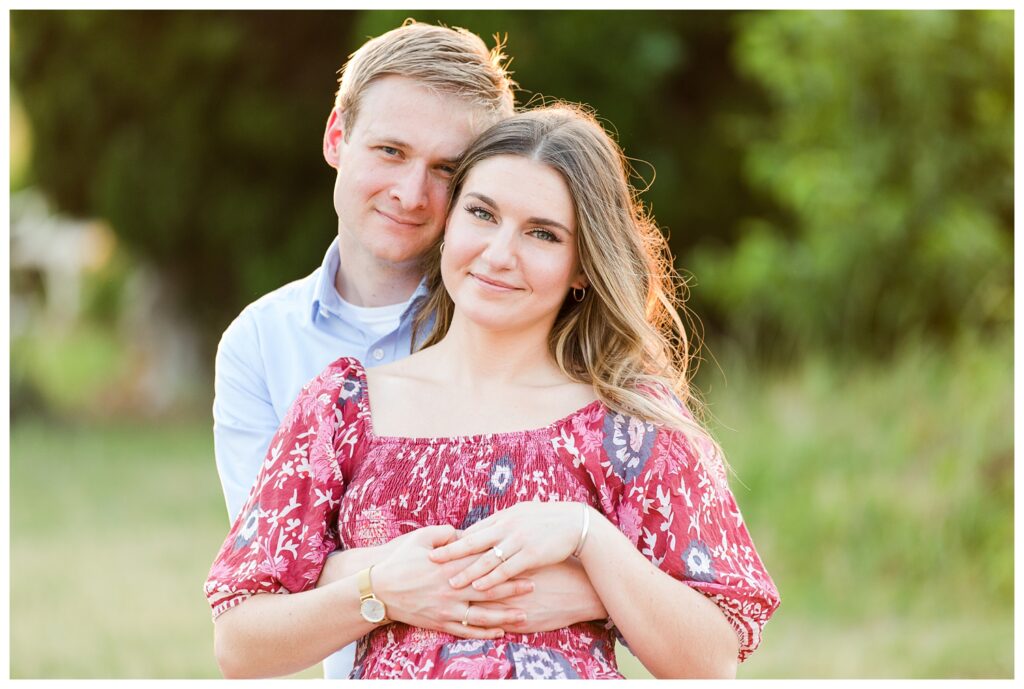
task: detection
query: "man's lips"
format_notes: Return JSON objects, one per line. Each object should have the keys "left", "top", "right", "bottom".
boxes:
{"left": 376, "top": 209, "right": 425, "bottom": 227}
{"left": 470, "top": 272, "right": 522, "bottom": 291}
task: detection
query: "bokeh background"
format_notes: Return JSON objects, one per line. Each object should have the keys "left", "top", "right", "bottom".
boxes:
{"left": 8, "top": 9, "right": 1013, "bottom": 679}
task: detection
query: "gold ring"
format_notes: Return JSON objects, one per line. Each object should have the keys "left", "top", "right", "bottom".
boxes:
{"left": 462, "top": 603, "right": 472, "bottom": 626}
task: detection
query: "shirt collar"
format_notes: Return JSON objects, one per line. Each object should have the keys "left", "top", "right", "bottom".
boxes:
{"left": 310, "top": 237, "right": 429, "bottom": 324}
{"left": 310, "top": 237, "right": 342, "bottom": 324}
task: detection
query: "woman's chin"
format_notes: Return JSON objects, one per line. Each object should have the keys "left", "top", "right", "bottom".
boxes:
{"left": 460, "top": 310, "right": 518, "bottom": 332}
{"left": 451, "top": 289, "right": 562, "bottom": 336}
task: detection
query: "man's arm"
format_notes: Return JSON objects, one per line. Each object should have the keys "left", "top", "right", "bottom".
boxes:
{"left": 212, "top": 311, "right": 283, "bottom": 522}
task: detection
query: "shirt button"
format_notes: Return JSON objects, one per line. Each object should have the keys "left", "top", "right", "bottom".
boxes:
{"left": 372, "top": 348, "right": 385, "bottom": 361}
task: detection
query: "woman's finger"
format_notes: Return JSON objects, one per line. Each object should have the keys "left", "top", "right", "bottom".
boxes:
{"left": 470, "top": 553, "right": 529, "bottom": 592}
{"left": 448, "top": 545, "right": 513, "bottom": 588}
{"left": 460, "top": 514, "right": 497, "bottom": 536}
{"left": 429, "top": 527, "right": 499, "bottom": 563}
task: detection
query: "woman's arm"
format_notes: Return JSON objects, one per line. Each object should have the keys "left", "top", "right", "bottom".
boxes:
{"left": 576, "top": 508, "right": 738, "bottom": 678}
{"left": 214, "top": 525, "right": 530, "bottom": 678}
{"left": 214, "top": 568, "right": 374, "bottom": 678}
{"left": 433, "top": 502, "right": 742, "bottom": 678}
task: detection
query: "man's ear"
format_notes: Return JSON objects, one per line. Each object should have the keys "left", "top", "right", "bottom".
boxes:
{"left": 323, "top": 107, "right": 345, "bottom": 169}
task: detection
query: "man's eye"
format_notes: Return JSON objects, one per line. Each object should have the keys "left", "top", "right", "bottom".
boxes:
{"left": 437, "top": 165, "right": 457, "bottom": 177}
{"left": 380, "top": 146, "right": 400, "bottom": 156}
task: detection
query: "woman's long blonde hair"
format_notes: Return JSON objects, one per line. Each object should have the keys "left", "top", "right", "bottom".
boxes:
{"left": 413, "top": 103, "right": 725, "bottom": 472}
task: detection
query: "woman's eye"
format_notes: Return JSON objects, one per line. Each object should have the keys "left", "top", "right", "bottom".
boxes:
{"left": 465, "top": 205, "right": 494, "bottom": 222}
{"left": 530, "top": 229, "right": 560, "bottom": 243}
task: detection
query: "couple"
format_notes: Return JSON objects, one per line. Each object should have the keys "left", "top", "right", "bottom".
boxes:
{"left": 205, "top": 20, "right": 779, "bottom": 680}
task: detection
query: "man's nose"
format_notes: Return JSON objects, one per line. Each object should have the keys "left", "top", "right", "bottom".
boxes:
{"left": 389, "top": 162, "right": 430, "bottom": 211}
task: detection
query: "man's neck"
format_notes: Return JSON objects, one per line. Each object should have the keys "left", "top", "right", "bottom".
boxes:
{"left": 333, "top": 247, "right": 423, "bottom": 308}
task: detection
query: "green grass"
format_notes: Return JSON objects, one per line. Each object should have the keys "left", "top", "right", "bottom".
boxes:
{"left": 9, "top": 336, "right": 1013, "bottom": 678}
{"left": 693, "top": 334, "right": 1014, "bottom": 678}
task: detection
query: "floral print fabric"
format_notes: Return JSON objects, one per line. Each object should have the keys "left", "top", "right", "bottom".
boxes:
{"left": 205, "top": 357, "right": 780, "bottom": 678}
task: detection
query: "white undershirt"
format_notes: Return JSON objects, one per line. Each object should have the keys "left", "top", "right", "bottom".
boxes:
{"left": 332, "top": 292, "right": 410, "bottom": 343}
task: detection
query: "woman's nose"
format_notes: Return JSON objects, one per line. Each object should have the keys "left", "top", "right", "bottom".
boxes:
{"left": 480, "top": 226, "right": 518, "bottom": 270}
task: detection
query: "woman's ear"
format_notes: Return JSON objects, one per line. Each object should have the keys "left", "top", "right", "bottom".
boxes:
{"left": 570, "top": 271, "right": 590, "bottom": 291}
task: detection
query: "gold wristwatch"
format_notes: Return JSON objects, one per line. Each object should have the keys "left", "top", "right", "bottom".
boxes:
{"left": 357, "top": 565, "right": 390, "bottom": 625}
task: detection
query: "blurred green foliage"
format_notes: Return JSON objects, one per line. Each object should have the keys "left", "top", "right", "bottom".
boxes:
{"left": 11, "top": 10, "right": 358, "bottom": 352}
{"left": 12, "top": 323, "right": 126, "bottom": 419}
{"left": 9, "top": 9, "right": 1013, "bottom": 361}
{"left": 693, "top": 11, "right": 1013, "bottom": 357}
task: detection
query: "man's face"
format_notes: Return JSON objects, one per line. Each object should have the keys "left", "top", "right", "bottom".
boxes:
{"left": 324, "top": 75, "right": 485, "bottom": 272}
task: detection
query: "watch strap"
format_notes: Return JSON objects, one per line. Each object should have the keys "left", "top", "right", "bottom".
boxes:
{"left": 357, "top": 566, "right": 373, "bottom": 600}
{"left": 357, "top": 565, "right": 390, "bottom": 624}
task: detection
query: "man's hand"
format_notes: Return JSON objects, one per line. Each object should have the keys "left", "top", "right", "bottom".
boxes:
{"left": 471, "top": 558, "right": 607, "bottom": 634}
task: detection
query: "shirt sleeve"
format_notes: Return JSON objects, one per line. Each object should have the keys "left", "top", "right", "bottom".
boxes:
{"left": 213, "top": 309, "right": 285, "bottom": 523}
{"left": 204, "top": 357, "right": 367, "bottom": 620}
{"left": 592, "top": 407, "right": 781, "bottom": 662}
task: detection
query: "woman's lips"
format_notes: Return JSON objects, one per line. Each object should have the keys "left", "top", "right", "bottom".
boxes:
{"left": 470, "top": 273, "right": 521, "bottom": 291}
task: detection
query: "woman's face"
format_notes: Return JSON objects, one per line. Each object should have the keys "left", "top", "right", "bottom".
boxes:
{"left": 441, "top": 154, "right": 587, "bottom": 335}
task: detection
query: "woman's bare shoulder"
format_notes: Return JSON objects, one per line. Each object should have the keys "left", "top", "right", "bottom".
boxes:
{"left": 365, "top": 347, "right": 444, "bottom": 387}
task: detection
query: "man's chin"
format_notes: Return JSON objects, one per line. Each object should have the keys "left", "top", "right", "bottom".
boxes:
{"left": 368, "top": 243, "right": 434, "bottom": 269}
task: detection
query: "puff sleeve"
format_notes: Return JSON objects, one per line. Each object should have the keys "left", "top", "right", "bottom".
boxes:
{"left": 581, "top": 406, "right": 780, "bottom": 662}
{"left": 204, "top": 357, "right": 368, "bottom": 619}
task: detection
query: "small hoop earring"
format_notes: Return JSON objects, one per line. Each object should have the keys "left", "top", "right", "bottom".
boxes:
{"left": 572, "top": 287, "right": 586, "bottom": 302}
{"left": 439, "top": 241, "right": 445, "bottom": 254}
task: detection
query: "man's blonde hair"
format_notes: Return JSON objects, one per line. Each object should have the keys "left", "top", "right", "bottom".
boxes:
{"left": 335, "top": 19, "right": 516, "bottom": 135}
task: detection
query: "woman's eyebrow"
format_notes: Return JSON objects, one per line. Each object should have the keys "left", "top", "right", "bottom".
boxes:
{"left": 465, "top": 191, "right": 498, "bottom": 207}
{"left": 464, "top": 192, "right": 573, "bottom": 234}
{"left": 527, "top": 216, "right": 572, "bottom": 234}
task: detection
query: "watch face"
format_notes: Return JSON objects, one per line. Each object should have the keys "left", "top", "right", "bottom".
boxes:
{"left": 360, "top": 598, "right": 386, "bottom": 623}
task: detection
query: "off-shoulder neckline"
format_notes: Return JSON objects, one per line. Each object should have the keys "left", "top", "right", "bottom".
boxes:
{"left": 344, "top": 357, "right": 605, "bottom": 445}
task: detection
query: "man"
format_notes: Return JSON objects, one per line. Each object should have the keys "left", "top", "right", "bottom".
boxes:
{"left": 212, "top": 20, "right": 604, "bottom": 679}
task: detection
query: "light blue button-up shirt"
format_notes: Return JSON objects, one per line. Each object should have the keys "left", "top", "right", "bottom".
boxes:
{"left": 212, "top": 237, "right": 428, "bottom": 678}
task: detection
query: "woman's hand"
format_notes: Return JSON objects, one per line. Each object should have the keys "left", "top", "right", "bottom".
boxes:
{"left": 371, "top": 525, "right": 533, "bottom": 639}
{"left": 428, "top": 502, "right": 586, "bottom": 592}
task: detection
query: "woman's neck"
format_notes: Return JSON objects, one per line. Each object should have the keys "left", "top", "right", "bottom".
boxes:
{"left": 430, "top": 311, "right": 565, "bottom": 388}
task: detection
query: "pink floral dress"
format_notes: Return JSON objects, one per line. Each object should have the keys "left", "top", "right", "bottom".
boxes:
{"left": 205, "top": 357, "right": 780, "bottom": 679}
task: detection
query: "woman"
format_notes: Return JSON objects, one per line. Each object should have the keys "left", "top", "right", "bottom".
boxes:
{"left": 205, "top": 104, "right": 780, "bottom": 679}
